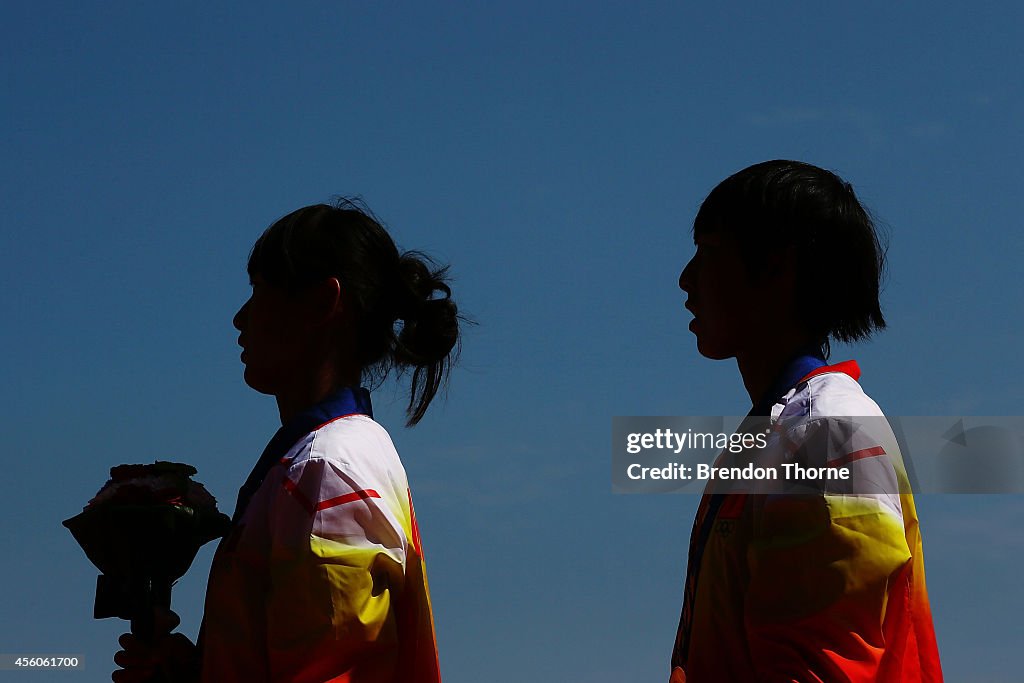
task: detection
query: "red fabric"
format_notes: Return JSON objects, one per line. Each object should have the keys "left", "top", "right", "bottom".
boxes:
{"left": 800, "top": 360, "right": 861, "bottom": 382}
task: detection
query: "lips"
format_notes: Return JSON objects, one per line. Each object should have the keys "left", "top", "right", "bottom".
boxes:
{"left": 684, "top": 301, "right": 698, "bottom": 331}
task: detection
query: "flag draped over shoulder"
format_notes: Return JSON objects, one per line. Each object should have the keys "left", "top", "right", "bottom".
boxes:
{"left": 202, "top": 387, "right": 441, "bottom": 683}
{"left": 671, "top": 361, "right": 943, "bottom": 683}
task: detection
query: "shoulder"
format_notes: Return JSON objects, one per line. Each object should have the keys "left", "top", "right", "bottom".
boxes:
{"left": 282, "top": 415, "right": 408, "bottom": 493}
{"left": 804, "top": 372, "right": 884, "bottom": 418}
{"left": 778, "top": 367, "right": 885, "bottom": 419}
{"left": 282, "top": 415, "right": 398, "bottom": 465}
{"left": 772, "top": 365, "right": 908, "bottom": 518}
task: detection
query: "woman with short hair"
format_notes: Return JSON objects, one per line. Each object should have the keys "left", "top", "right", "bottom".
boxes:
{"left": 672, "top": 160, "right": 943, "bottom": 682}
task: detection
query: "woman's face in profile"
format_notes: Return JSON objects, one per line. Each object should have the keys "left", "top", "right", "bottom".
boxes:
{"left": 678, "top": 230, "right": 763, "bottom": 360}
{"left": 232, "top": 274, "right": 305, "bottom": 395}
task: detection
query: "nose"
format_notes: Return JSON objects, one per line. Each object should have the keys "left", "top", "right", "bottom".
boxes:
{"left": 233, "top": 299, "right": 248, "bottom": 332}
{"left": 679, "top": 255, "right": 696, "bottom": 293}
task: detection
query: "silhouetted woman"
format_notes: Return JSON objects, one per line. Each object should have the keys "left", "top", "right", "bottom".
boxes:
{"left": 115, "top": 200, "right": 459, "bottom": 683}
{"left": 672, "top": 161, "right": 942, "bottom": 682}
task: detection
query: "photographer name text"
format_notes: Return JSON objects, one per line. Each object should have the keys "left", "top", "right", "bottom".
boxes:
{"left": 623, "top": 429, "right": 849, "bottom": 482}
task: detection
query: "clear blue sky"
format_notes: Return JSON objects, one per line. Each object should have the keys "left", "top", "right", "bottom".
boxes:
{"left": 2, "top": 3, "right": 1022, "bottom": 681}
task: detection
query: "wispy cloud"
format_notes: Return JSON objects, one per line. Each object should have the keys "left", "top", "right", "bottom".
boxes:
{"left": 744, "top": 104, "right": 957, "bottom": 148}
{"left": 743, "top": 105, "right": 886, "bottom": 148}
{"left": 415, "top": 441, "right": 578, "bottom": 507}
{"left": 905, "top": 121, "right": 950, "bottom": 139}
{"left": 746, "top": 106, "right": 826, "bottom": 126}
{"left": 926, "top": 498, "right": 1024, "bottom": 560}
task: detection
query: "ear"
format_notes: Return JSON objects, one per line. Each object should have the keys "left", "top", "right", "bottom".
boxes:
{"left": 760, "top": 245, "right": 799, "bottom": 281}
{"left": 762, "top": 247, "right": 800, "bottom": 310}
{"left": 304, "top": 277, "right": 344, "bottom": 326}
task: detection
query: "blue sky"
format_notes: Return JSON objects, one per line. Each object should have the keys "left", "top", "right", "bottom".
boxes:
{"left": 2, "top": 2, "right": 1022, "bottom": 681}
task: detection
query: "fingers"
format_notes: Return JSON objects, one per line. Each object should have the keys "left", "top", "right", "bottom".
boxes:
{"left": 112, "top": 664, "right": 155, "bottom": 683}
{"left": 115, "top": 633, "right": 158, "bottom": 666}
{"left": 165, "top": 633, "right": 198, "bottom": 657}
{"left": 153, "top": 607, "right": 181, "bottom": 634}
{"left": 128, "top": 607, "right": 182, "bottom": 647}
{"left": 113, "top": 629, "right": 199, "bottom": 683}
{"left": 112, "top": 640, "right": 156, "bottom": 683}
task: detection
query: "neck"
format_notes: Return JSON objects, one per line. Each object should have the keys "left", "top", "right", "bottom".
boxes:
{"left": 274, "top": 362, "right": 360, "bottom": 425}
{"left": 735, "top": 336, "right": 819, "bottom": 407}
{"left": 273, "top": 326, "right": 361, "bottom": 424}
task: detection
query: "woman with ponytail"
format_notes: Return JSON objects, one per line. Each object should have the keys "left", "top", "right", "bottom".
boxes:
{"left": 114, "top": 200, "right": 460, "bottom": 683}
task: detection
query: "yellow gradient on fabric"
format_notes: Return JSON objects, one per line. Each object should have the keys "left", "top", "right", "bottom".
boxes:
{"left": 309, "top": 535, "right": 403, "bottom": 638}
{"left": 748, "top": 494, "right": 910, "bottom": 621}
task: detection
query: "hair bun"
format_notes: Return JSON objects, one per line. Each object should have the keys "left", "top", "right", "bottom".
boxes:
{"left": 394, "top": 252, "right": 458, "bottom": 366}
{"left": 250, "top": 198, "right": 464, "bottom": 425}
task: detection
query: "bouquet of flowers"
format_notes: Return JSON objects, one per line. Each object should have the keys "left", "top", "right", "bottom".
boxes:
{"left": 63, "top": 461, "right": 230, "bottom": 641}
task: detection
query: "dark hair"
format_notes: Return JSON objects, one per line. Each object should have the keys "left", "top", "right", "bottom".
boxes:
{"left": 247, "top": 199, "right": 460, "bottom": 426}
{"left": 693, "top": 160, "right": 887, "bottom": 357}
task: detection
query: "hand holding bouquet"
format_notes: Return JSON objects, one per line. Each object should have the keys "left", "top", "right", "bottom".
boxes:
{"left": 63, "top": 462, "right": 229, "bottom": 680}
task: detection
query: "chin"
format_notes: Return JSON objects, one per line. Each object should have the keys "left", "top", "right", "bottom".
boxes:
{"left": 242, "top": 366, "right": 280, "bottom": 396}
{"left": 695, "top": 336, "right": 736, "bottom": 361}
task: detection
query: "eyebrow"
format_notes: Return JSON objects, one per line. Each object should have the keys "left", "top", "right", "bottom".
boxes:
{"left": 694, "top": 232, "right": 723, "bottom": 247}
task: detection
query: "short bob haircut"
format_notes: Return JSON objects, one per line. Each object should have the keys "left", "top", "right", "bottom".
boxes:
{"left": 693, "top": 160, "right": 887, "bottom": 357}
